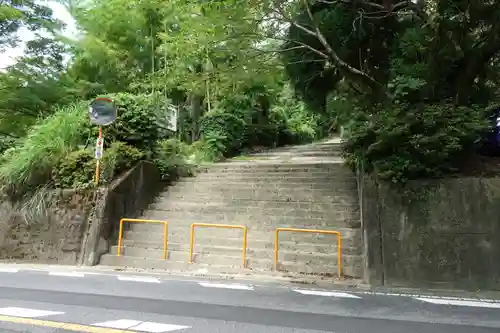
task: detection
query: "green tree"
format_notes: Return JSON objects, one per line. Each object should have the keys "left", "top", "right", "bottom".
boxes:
{"left": 271, "top": 0, "right": 500, "bottom": 181}
{"left": 0, "top": 2, "right": 71, "bottom": 140}
{"left": 67, "top": 0, "right": 165, "bottom": 94}
{"left": 0, "top": 0, "right": 61, "bottom": 50}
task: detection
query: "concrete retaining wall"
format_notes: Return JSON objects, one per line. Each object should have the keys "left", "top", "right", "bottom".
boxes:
{"left": 80, "top": 161, "right": 164, "bottom": 265}
{"left": 361, "top": 175, "right": 500, "bottom": 290}
{"left": 0, "top": 161, "right": 164, "bottom": 266}
{"left": 0, "top": 189, "right": 94, "bottom": 264}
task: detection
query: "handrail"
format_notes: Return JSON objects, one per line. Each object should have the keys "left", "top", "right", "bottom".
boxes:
{"left": 117, "top": 218, "right": 169, "bottom": 260}
{"left": 189, "top": 223, "right": 248, "bottom": 268}
{"left": 274, "top": 228, "right": 342, "bottom": 277}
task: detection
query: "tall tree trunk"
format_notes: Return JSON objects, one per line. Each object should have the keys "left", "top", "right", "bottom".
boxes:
{"left": 189, "top": 63, "right": 204, "bottom": 142}
{"left": 189, "top": 93, "right": 204, "bottom": 142}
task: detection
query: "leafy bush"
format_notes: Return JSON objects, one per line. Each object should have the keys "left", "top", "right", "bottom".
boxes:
{"left": 95, "top": 92, "right": 174, "bottom": 151}
{"left": 200, "top": 86, "right": 318, "bottom": 155}
{"left": 154, "top": 138, "right": 192, "bottom": 180}
{"left": 0, "top": 102, "right": 90, "bottom": 197}
{"left": 0, "top": 92, "right": 172, "bottom": 196}
{"left": 52, "top": 149, "right": 94, "bottom": 189}
{"left": 200, "top": 110, "right": 247, "bottom": 156}
{"left": 271, "top": 85, "right": 322, "bottom": 144}
{"left": 343, "top": 103, "right": 489, "bottom": 183}
{"left": 214, "top": 93, "right": 258, "bottom": 122}
{"left": 245, "top": 124, "right": 280, "bottom": 148}
{"left": 52, "top": 142, "right": 144, "bottom": 188}
{"left": 104, "top": 141, "right": 145, "bottom": 174}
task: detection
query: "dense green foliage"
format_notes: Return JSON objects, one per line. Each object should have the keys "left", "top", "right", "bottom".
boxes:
{"left": 1, "top": 0, "right": 500, "bottom": 198}
{"left": 0, "top": 102, "right": 88, "bottom": 197}
{"left": 343, "top": 104, "right": 489, "bottom": 181}
{"left": 95, "top": 93, "right": 173, "bottom": 151}
{"left": 279, "top": 0, "right": 500, "bottom": 182}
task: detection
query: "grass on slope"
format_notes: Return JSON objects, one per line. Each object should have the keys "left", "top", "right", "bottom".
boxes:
{"left": 0, "top": 102, "right": 89, "bottom": 196}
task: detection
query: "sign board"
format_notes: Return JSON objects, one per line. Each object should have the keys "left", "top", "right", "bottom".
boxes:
{"left": 89, "top": 97, "right": 117, "bottom": 126}
{"left": 167, "top": 105, "right": 178, "bottom": 132}
{"left": 95, "top": 137, "right": 104, "bottom": 160}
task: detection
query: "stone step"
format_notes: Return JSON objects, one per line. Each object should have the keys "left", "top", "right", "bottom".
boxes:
{"left": 172, "top": 179, "right": 357, "bottom": 189}
{"left": 137, "top": 218, "right": 360, "bottom": 231}
{"left": 109, "top": 246, "right": 243, "bottom": 266}
{"left": 120, "top": 239, "right": 362, "bottom": 256}
{"left": 108, "top": 246, "right": 359, "bottom": 271}
{"left": 164, "top": 188, "right": 357, "bottom": 197}
{"left": 308, "top": 143, "right": 342, "bottom": 149}
{"left": 102, "top": 250, "right": 362, "bottom": 277}
{"left": 140, "top": 210, "right": 361, "bottom": 227}
{"left": 123, "top": 226, "right": 360, "bottom": 241}
{"left": 196, "top": 165, "right": 355, "bottom": 175}
{"left": 122, "top": 228, "right": 361, "bottom": 248}
{"left": 98, "top": 254, "right": 362, "bottom": 277}
{"left": 99, "top": 254, "right": 234, "bottom": 271}
{"left": 153, "top": 200, "right": 360, "bottom": 210}
{"left": 191, "top": 176, "right": 356, "bottom": 185}
{"left": 149, "top": 201, "right": 360, "bottom": 216}
{"left": 112, "top": 243, "right": 357, "bottom": 261}
{"left": 192, "top": 173, "right": 356, "bottom": 182}
{"left": 251, "top": 150, "right": 342, "bottom": 157}
{"left": 196, "top": 164, "right": 353, "bottom": 174}
{"left": 123, "top": 223, "right": 359, "bottom": 235}
{"left": 155, "top": 193, "right": 358, "bottom": 204}
{"left": 200, "top": 161, "right": 345, "bottom": 167}
{"left": 258, "top": 153, "right": 342, "bottom": 159}
{"left": 253, "top": 144, "right": 342, "bottom": 153}
{"left": 168, "top": 180, "right": 358, "bottom": 191}
{"left": 160, "top": 191, "right": 358, "bottom": 204}
{"left": 151, "top": 201, "right": 359, "bottom": 214}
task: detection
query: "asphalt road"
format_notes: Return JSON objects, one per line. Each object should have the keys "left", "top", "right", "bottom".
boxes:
{"left": 0, "top": 266, "right": 499, "bottom": 333}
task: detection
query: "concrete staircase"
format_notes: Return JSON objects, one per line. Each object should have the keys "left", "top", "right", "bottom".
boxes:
{"left": 100, "top": 138, "right": 363, "bottom": 278}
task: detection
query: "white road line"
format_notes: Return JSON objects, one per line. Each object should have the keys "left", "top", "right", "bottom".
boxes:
{"left": 293, "top": 289, "right": 361, "bottom": 299}
{"left": 131, "top": 322, "right": 191, "bottom": 332}
{"left": 299, "top": 288, "right": 500, "bottom": 303}
{"left": 198, "top": 282, "right": 254, "bottom": 290}
{"left": 117, "top": 275, "right": 161, "bottom": 283}
{"left": 0, "top": 268, "right": 19, "bottom": 273}
{"left": 92, "top": 319, "right": 190, "bottom": 332}
{"left": 93, "top": 319, "right": 141, "bottom": 329}
{"left": 0, "top": 307, "right": 64, "bottom": 318}
{"left": 49, "top": 271, "right": 85, "bottom": 277}
{"left": 415, "top": 297, "right": 500, "bottom": 308}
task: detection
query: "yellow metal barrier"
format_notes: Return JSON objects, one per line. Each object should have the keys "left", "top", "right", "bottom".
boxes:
{"left": 117, "top": 218, "right": 168, "bottom": 260}
{"left": 274, "top": 228, "right": 342, "bottom": 277}
{"left": 189, "top": 223, "right": 248, "bottom": 268}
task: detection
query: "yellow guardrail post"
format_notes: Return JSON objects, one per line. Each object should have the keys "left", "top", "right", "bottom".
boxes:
{"left": 117, "top": 218, "right": 168, "bottom": 260}
{"left": 189, "top": 223, "right": 247, "bottom": 268}
{"left": 274, "top": 228, "right": 342, "bottom": 277}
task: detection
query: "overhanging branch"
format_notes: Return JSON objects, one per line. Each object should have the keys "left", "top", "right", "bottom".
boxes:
{"left": 300, "top": 0, "right": 383, "bottom": 93}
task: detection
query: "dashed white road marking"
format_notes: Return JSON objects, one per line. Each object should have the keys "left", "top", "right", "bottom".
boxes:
{"left": 0, "top": 307, "right": 64, "bottom": 318}
{"left": 299, "top": 288, "right": 500, "bottom": 304}
{"left": 92, "top": 319, "right": 190, "bottom": 332}
{"left": 93, "top": 319, "right": 141, "bottom": 329}
{"left": 198, "top": 282, "right": 254, "bottom": 290}
{"left": 415, "top": 297, "right": 500, "bottom": 308}
{"left": 293, "top": 289, "right": 361, "bottom": 299}
{"left": 132, "top": 322, "right": 191, "bottom": 332}
{"left": 49, "top": 271, "right": 85, "bottom": 277}
{"left": 117, "top": 275, "right": 161, "bottom": 283}
{"left": 0, "top": 268, "right": 19, "bottom": 273}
